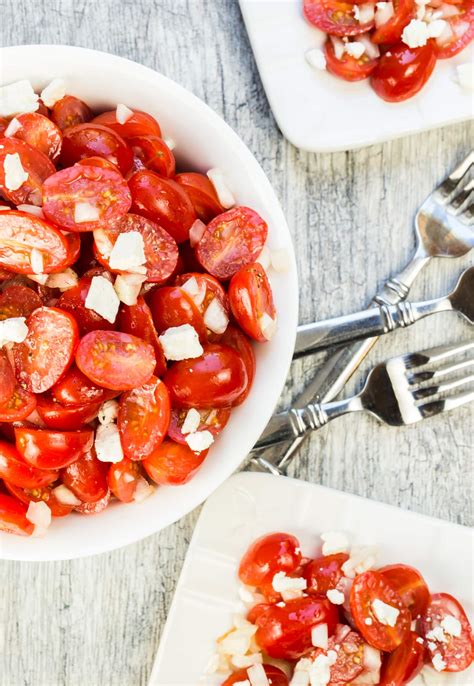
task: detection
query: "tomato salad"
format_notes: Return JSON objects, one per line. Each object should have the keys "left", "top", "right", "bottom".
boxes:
{"left": 303, "top": 0, "right": 474, "bottom": 102}
{"left": 212, "top": 531, "right": 473, "bottom": 684}
{"left": 0, "top": 79, "right": 286, "bottom": 537}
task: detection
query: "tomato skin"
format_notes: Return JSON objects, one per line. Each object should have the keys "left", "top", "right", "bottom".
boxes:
{"left": 379, "top": 564, "right": 430, "bottom": 618}
{"left": 196, "top": 207, "right": 268, "bottom": 280}
{"left": 239, "top": 532, "right": 302, "bottom": 587}
{"left": 107, "top": 458, "right": 142, "bottom": 502}
{"left": 35, "top": 396, "right": 101, "bottom": 431}
{"left": 11, "top": 112, "right": 63, "bottom": 159}
{"left": 372, "top": 0, "right": 415, "bottom": 44}
{"left": 118, "top": 297, "right": 167, "bottom": 377}
{"left": 217, "top": 325, "right": 256, "bottom": 403}
{"left": 4, "top": 481, "right": 73, "bottom": 517}
{"left": 0, "top": 383, "right": 37, "bottom": 422}
{"left": 0, "top": 440, "right": 58, "bottom": 489}
{"left": 254, "top": 596, "right": 339, "bottom": 660}
{"left": 76, "top": 155, "right": 120, "bottom": 173}
{"left": 61, "top": 447, "right": 109, "bottom": 503}
{"left": 57, "top": 276, "right": 116, "bottom": 335}
{"left": 128, "top": 136, "right": 175, "bottom": 177}
{"left": 92, "top": 110, "right": 162, "bottom": 139}
{"left": 149, "top": 286, "right": 207, "bottom": 341}
{"left": 142, "top": 438, "right": 207, "bottom": 485}
{"left": 371, "top": 42, "right": 437, "bottom": 102}
{"left": 350, "top": 571, "right": 411, "bottom": 652}
{"left": 324, "top": 39, "right": 378, "bottom": 81}
{"left": 421, "top": 593, "right": 474, "bottom": 672}
{"left": 15, "top": 427, "right": 94, "bottom": 470}
{"left": 50, "top": 95, "right": 93, "bottom": 131}
{"left": 229, "top": 263, "right": 276, "bottom": 342}
{"left": 76, "top": 330, "right": 156, "bottom": 391}
{"left": 175, "top": 172, "right": 225, "bottom": 223}
{"left": 164, "top": 343, "right": 249, "bottom": 408}
{"left": 0, "top": 137, "right": 55, "bottom": 205}
{"left": 304, "top": 0, "right": 375, "bottom": 36}
{"left": 60, "top": 123, "right": 133, "bottom": 175}
{"left": 380, "top": 631, "right": 425, "bottom": 686}
{"left": 304, "top": 553, "right": 350, "bottom": 595}
{"left": 221, "top": 665, "right": 289, "bottom": 686}
{"left": 118, "top": 377, "right": 170, "bottom": 460}
{"left": 51, "top": 364, "right": 117, "bottom": 407}
{"left": 174, "top": 272, "right": 230, "bottom": 326}
{"left": 0, "top": 350, "right": 16, "bottom": 405}
{"left": 436, "top": 1, "right": 474, "bottom": 58}
{"left": 167, "top": 406, "right": 231, "bottom": 444}
{"left": 0, "top": 493, "right": 34, "bottom": 536}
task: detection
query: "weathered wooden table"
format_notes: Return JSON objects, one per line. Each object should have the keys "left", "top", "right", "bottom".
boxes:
{"left": 1, "top": 2, "right": 472, "bottom": 684}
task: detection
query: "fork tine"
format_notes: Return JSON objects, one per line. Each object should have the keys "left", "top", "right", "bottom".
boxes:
{"left": 433, "top": 151, "right": 474, "bottom": 204}
{"left": 402, "top": 341, "right": 474, "bottom": 371}
{"left": 413, "top": 373, "right": 474, "bottom": 400}
{"left": 407, "top": 356, "right": 474, "bottom": 384}
{"left": 458, "top": 201, "right": 474, "bottom": 226}
{"left": 417, "top": 389, "right": 474, "bottom": 420}
{"left": 448, "top": 182, "right": 474, "bottom": 215}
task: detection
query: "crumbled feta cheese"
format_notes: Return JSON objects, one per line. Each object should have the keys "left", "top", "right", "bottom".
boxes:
{"left": 416, "top": 636, "right": 424, "bottom": 644}
{"left": 365, "top": 617, "right": 373, "bottom": 626}
{"left": 402, "top": 19, "right": 429, "bottom": 47}
{"left": 432, "top": 653, "right": 447, "bottom": 672}
{"left": 0, "top": 317, "right": 28, "bottom": 347}
{"left": 40, "top": 78, "right": 66, "bottom": 108}
{"left": 321, "top": 531, "right": 349, "bottom": 556}
{"left": 4, "top": 117, "right": 21, "bottom": 137}
{"left": 357, "top": 3, "right": 376, "bottom": 23}
{"left": 353, "top": 4, "right": 360, "bottom": 20}
{"left": 290, "top": 658, "right": 312, "bottom": 685}
{"left": 114, "top": 273, "right": 146, "bottom": 306}
{"left": 309, "top": 653, "right": 332, "bottom": 686}
{"left": 426, "top": 626, "right": 448, "bottom": 643}
{"left": 257, "top": 245, "right": 271, "bottom": 270}
{"left": 326, "top": 589, "right": 345, "bottom": 605}
{"left": 272, "top": 572, "right": 307, "bottom": 594}
{"left": 427, "top": 641, "right": 437, "bottom": 651}
{"left": 116, "top": 103, "right": 134, "bottom": 125}
{"left": 164, "top": 137, "right": 176, "bottom": 151}
{"left": 330, "top": 35, "right": 345, "bottom": 60}
{"left": 93, "top": 229, "right": 114, "bottom": 258}
{"left": 0, "top": 80, "right": 39, "bottom": 117}
{"left": 457, "top": 63, "right": 474, "bottom": 91}
{"left": 74, "top": 201, "right": 100, "bottom": 223}
{"left": 159, "top": 323, "right": 203, "bottom": 361}
{"left": 52, "top": 485, "right": 82, "bottom": 507}
{"left": 133, "top": 477, "right": 154, "bottom": 502}
{"left": 440, "top": 615, "right": 462, "bottom": 637}
{"left": 95, "top": 423, "right": 124, "bottom": 463}
{"left": 4, "top": 153, "right": 28, "bottom": 190}
{"left": 204, "top": 297, "right": 229, "bottom": 334}
{"left": 231, "top": 653, "right": 263, "bottom": 669}
{"left": 26, "top": 273, "right": 48, "bottom": 285}
{"left": 30, "top": 248, "right": 44, "bottom": 275}
{"left": 345, "top": 42, "right": 366, "bottom": 59}
{"left": 85, "top": 275, "right": 120, "bottom": 323}
{"left": 189, "top": 218, "right": 206, "bottom": 247}
{"left": 247, "top": 663, "right": 269, "bottom": 686}
{"left": 259, "top": 312, "right": 277, "bottom": 340}
{"left": 16, "top": 203, "right": 44, "bottom": 217}
{"left": 427, "top": 19, "right": 447, "bottom": 37}
{"left": 372, "top": 599, "right": 400, "bottom": 627}
{"left": 109, "top": 231, "right": 146, "bottom": 271}
{"left": 238, "top": 585, "right": 257, "bottom": 604}
{"left": 311, "top": 623, "right": 328, "bottom": 649}
{"left": 342, "top": 545, "right": 377, "bottom": 577}
{"left": 181, "top": 276, "right": 206, "bottom": 307}
{"left": 207, "top": 168, "right": 236, "bottom": 209}
{"left": 305, "top": 48, "right": 327, "bottom": 71}
{"left": 98, "top": 400, "right": 119, "bottom": 426}
{"left": 185, "top": 430, "right": 214, "bottom": 452}
{"left": 181, "top": 408, "right": 201, "bottom": 435}
{"left": 46, "top": 268, "right": 78, "bottom": 291}
{"left": 271, "top": 248, "right": 290, "bottom": 273}
{"left": 26, "top": 501, "right": 52, "bottom": 533}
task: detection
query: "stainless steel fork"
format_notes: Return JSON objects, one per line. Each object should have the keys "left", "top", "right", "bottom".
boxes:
{"left": 254, "top": 341, "right": 474, "bottom": 449}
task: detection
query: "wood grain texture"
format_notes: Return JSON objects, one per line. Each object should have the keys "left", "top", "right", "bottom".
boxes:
{"left": 1, "top": 1, "right": 472, "bottom": 684}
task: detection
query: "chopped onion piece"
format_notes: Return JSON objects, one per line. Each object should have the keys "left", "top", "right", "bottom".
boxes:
{"left": 164, "top": 137, "right": 176, "bottom": 150}
{"left": 257, "top": 245, "right": 271, "bottom": 270}
{"left": 357, "top": 3, "right": 375, "bottom": 24}
{"left": 30, "top": 248, "right": 44, "bottom": 275}
{"left": 46, "top": 268, "right": 78, "bottom": 291}
{"left": 189, "top": 218, "right": 207, "bottom": 247}
{"left": 330, "top": 35, "right": 345, "bottom": 60}
{"left": 53, "top": 485, "right": 82, "bottom": 507}
{"left": 204, "top": 297, "right": 229, "bottom": 334}
{"left": 116, "top": 103, "right": 133, "bottom": 124}
{"left": 271, "top": 248, "right": 290, "bottom": 273}
{"left": 17, "top": 203, "right": 44, "bottom": 217}
{"left": 40, "top": 78, "right": 66, "bottom": 108}
{"left": 375, "top": 1, "right": 394, "bottom": 27}
{"left": 93, "top": 229, "right": 114, "bottom": 258}
{"left": 358, "top": 34, "right": 381, "bottom": 60}
{"left": 26, "top": 500, "right": 52, "bottom": 530}
{"left": 4, "top": 117, "right": 21, "bottom": 137}
{"left": 207, "top": 168, "right": 236, "bottom": 209}
{"left": 74, "top": 201, "right": 100, "bottom": 223}
{"left": 259, "top": 312, "right": 277, "bottom": 341}
{"left": 311, "top": 623, "right": 328, "bottom": 649}
{"left": 133, "top": 477, "right": 154, "bottom": 503}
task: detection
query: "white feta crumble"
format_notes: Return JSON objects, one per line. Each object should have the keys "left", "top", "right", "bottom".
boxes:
{"left": 4, "top": 153, "right": 28, "bottom": 190}
{"left": 84, "top": 275, "right": 120, "bottom": 324}
{"left": 290, "top": 658, "right": 312, "bottom": 685}
{"left": 0, "top": 80, "right": 39, "bottom": 117}
{"left": 46, "top": 268, "right": 78, "bottom": 291}
{"left": 311, "top": 623, "right": 328, "bottom": 649}
{"left": 372, "top": 599, "right": 400, "bottom": 627}
{"left": 116, "top": 103, "right": 134, "bottom": 125}
{"left": 0, "top": 317, "right": 28, "bottom": 347}
{"left": 97, "top": 399, "right": 119, "bottom": 426}
{"left": 326, "top": 589, "right": 345, "bottom": 605}
{"left": 185, "top": 430, "right": 214, "bottom": 452}
{"left": 365, "top": 617, "right": 374, "bottom": 626}
{"left": 16, "top": 203, "right": 44, "bottom": 217}
{"left": 305, "top": 48, "right": 327, "bottom": 71}
{"left": 204, "top": 297, "right": 229, "bottom": 334}
{"left": 357, "top": 2, "right": 375, "bottom": 23}
{"left": 272, "top": 571, "right": 307, "bottom": 596}
{"left": 74, "top": 201, "right": 100, "bottom": 223}
{"left": 181, "top": 275, "right": 206, "bottom": 306}
{"left": 375, "top": 2, "right": 395, "bottom": 27}
{"left": 353, "top": 4, "right": 360, "bottom": 20}
{"left": 207, "top": 168, "right": 236, "bottom": 209}
{"left": 30, "top": 248, "right": 44, "bottom": 275}
{"left": 271, "top": 248, "right": 290, "bottom": 273}
{"left": 132, "top": 477, "right": 154, "bottom": 503}
{"left": 427, "top": 19, "right": 447, "bottom": 38}
{"left": 247, "top": 664, "right": 269, "bottom": 686}
{"left": 344, "top": 42, "right": 366, "bottom": 59}
{"left": 402, "top": 19, "right": 429, "bottom": 47}
{"left": 432, "top": 653, "right": 447, "bottom": 672}
{"left": 52, "top": 485, "right": 82, "bottom": 507}
{"left": 26, "top": 500, "right": 52, "bottom": 536}
{"left": 342, "top": 545, "right": 377, "bottom": 577}
{"left": 40, "top": 78, "right": 66, "bottom": 108}
{"left": 181, "top": 408, "right": 201, "bottom": 435}
{"left": 257, "top": 245, "right": 271, "bottom": 270}
{"left": 189, "top": 218, "right": 206, "bottom": 247}
{"left": 457, "top": 63, "right": 474, "bottom": 91}
{"left": 259, "top": 312, "right": 277, "bottom": 340}
{"left": 4, "top": 117, "right": 21, "bottom": 137}
{"left": 159, "top": 323, "right": 203, "bottom": 361}
{"left": 109, "top": 231, "right": 146, "bottom": 271}
{"left": 440, "top": 615, "right": 462, "bottom": 638}
{"left": 93, "top": 228, "right": 114, "bottom": 258}
{"left": 426, "top": 626, "right": 448, "bottom": 643}
{"left": 309, "top": 653, "right": 332, "bottom": 686}
{"left": 95, "top": 423, "right": 124, "bottom": 463}
{"left": 114, "top": 273, "right": 147, "bottom": 306}
{"left": 321, "top": 531, "right": 349, "bottom": 556}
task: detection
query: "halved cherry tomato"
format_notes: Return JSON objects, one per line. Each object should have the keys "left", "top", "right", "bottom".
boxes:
{"left": 128, "top": 170, "right": 196, "bottom": 243}
{"left": 4, "top": 481, "right": 73, "bottom": 517}
{"left": 57, "top": 275, "right": 116, "bottom": 335}
{"left": 164, "top": 343, "right": 249, "bottom": 408}
{"left": 218, "top": 325, "right": 256, "bottom": 402}
{"left": 127, "top": 136, "right": 175, "bottom": 177}
{"left": 42, "top": 164, "right": 132, "bottom": 232}
{"left": 61, "top": 447, "right": 108, "bottom": 503}
{"left": 75, "top": 489, "right": 110, "bottom": 514}
{"left": 196, "top": 207, "right": 268, "bottom": 280}
{"left": 175, "top": 172, "right": 225, "bottom": 223}
{"left": 421, "top": 593, "right": 474, "bottom": 672}
{"left": 311, "top": 626, "right": 365, "bottom": 683}
{"left": 0, "top": 440, "right": 57, "bottom": 489}
{"left": 76, "top": 330, "right": 156, "bottom": 391}
{"left": 149, "top": 286, "right": 207, "bottom": 341}
{"left": 175, "top": 272, "right": 229, "bottom": 325}
{"left": 0, "top": 138, "right": 55, "bottom": 205}
{"left": 0, "top": 493, "right": 34, "bottom": 535}
{"left": 76, "top": 156, "right": 120, "bottom": 172}
{"left": 10, "top": 112, "right": 63, "bottom": 159}
{"left": 221, "top": 665, "right": 289, "bottom": 686}
{"left": 304, "top": 552, "right": 350, "bottom": 595}
{"left": 0, "top": 118, "right": 9, "bottom": 136}
{"left": 0, "top": 211, "right": 71, "bottom": 274}
{"left": 142, "top": 438, "right": 207, "bottom": 485}
{"left": 93, "top": 213, "right": 178, "bottom": 282}
{"left": 51, "top": 364, "right": 116, "bottom": 407}
{"left": 304, "top": 0, "right": 375, "bottom": 35}
{"left": 35, "top": 395, "right": 101, "bottom": 431}
{"left": 371, "top": 42, "right": 437, "bottom": 102}
{"left": 107, "top": 458, "right": 142, "bottom": 502}
{"left": 379, "top": 564, "right": 430, "bottom": 617}
{"left": 254, "top": 596, "right": 339, "bottom": 660}
{"left": 0, "top": 383, "right": 37, "bottom": 422}
{"left": 118, "top": 297, "right": 167, "bottom": 377}
{"left": 324, "top": 38, "right": 378, "bottom": 81}
{"left": 118, "top": 377, "right": 170, "bottom": 460}
{"left": 59, "top": 123, "right": 133, "bottom": 175}
{"left": 14, "top": 307, "right": 78, "bottom": 394}
{"left": 50, "top": 95, "right": 93, "bottom": 131}
{"left": 92, "top": 110, "right": 162, "bottom": 139}
{"left": 435, "top": 1, "right": 474, "bottom": 57}
{"left": 15, "top": 427, "right": 94, "bottom": 470}
{"left": 239, "top": 532, "right": 302, "bottom": 586}
{"left": 0, "top": 350, "right": 16, "bottom": 404}
{"left": 350, "top": 570, "right": 411, "bottom": 652}
{"left": 380, "top": 631, "right": 425, "bottom": 685}
{"left": 229, "top": 263, "right": 276, "bottom": 342}
{"left": 167, "top": 406, "right": 231, "bottom": 444}
{"left": 372, "top": 0, "right": 415, "bottom": 44}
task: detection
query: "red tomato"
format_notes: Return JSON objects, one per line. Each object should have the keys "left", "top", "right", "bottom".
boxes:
{"left": 59, "top": 123, "right": 133, "bottom": 174}
{"left": 92, "top": 110, "right": 162, "bottom": 139}
{"left": 15, "top": 427, "right": 94, "bottom": 470}
{"left": 304, "top": 0, "right": 375, "bottom": 35}
{"left": 50, "top": 95, "right": 93, "bottom": 131}
{"left": 247, "top": 602, "right": 271, "bottom": 624}
{"left": 0, "top": 493, "right": 34, "bottom": 536}
{"left": 164, "top": 343, "right": 249, "bottom": 408}
{"left": 51, "top": 364, "right": 117, "bottom": 406}
{"left": 311, "top": 626, "right": 365, "bottom": 683}
{"left": 218, "top": 325, "right": 256, "bottom": 402}
{"left": 4, "top": 481, "right": 73, "bottom": 517}
{"left": 304, "top": 552, "right": 350, "bottom": 595}
{"left": 149, "top": 286, "right": 207, "bottom": 341}
{"left": 254, "top": 596, "right": 339, "bottom": 659}
{"left": 76, "top": 330, "right": 156, "bottom": 391}
{"left": 0, "top": 285, "right": 43, "bottom": 319}
{"left": 128, "top": 136, "right": 175, "bottom": 177}
{"left": 175, "top": 172, "right": 225, "bottom": 223}
{"left": 107, "top": 458, "right": 142, "bottom": 502}
{"left": 76, "top": 155, "right": 120, "bottom": 173}
{"left": 196, "top": 207, "right": 268, "bottom": 280}
{"left": 221, "top": 665, "right": 289, "bottom": 686}
{"left": 128, "top": 170, "right": 196, "bottom": 243}
{"left": 35, "top": 396, "right": 101, "bottom": 431}
{"left": 118, "top": 377, "right": 170, "bottom": 460}
{"left": 167, "top": 406, "right": 231, "bottom": 444}
{"left": 239, "top": 532, "right": 302, "bottom": 586}
{"left": 372, "top": 0, "right": 415, "bottom": 44}
{"left": 380, "top": 631, "right": 425, "bottom": 685}
{"left": 435, "top": 1, "right": 474, "bottom": 57}
{"left": 142, "top": 438, "right": 207, "bottom": 485}
{"left": 42, "top": 164, "right": 132, "bottom": 232}
{"left": 57, "top": 275, "right": 116, "bottom": 335}
{"left": 0, "top": 350, "right": 16, "bottom": 404}
{"left": 11, "top": 112, "right": 63, "bottom": 159}
{"left": 175, "top": 272, "right": 229, "bottom": 324}
{"left": 0, "top": 138, "right": 55, "bottom": 205}
{"left": 0, "top": 118, "right": 8, "bottom": 136}
{"left": 75, "top": 489, "right": 110, "bottom": 514}
{"left": 421, "top": 593, "right": 474, "bottom": 672}
{"left": 0, "top": 211, "right": 71, "bottom": 274}
{"left": 371, "top": 42, "right": 437, "bottom": 102}
{"left": 0, "top": 440, "right": 57, "bottom": 489}
{"left": 93, "top": 213, "right": 178, "bottom": 283}
{"left": 324, "top": 39, "right": 378, "bottom": 81}
{"left": 350, "top": 571, "right": 411, "bottom": 652}
{"left": 118, "top": 297, "right": 167, "bottom": 377}
{"left": 61, "top": 448, "right": 108, "bottom": 503}
{"left": 229, "top": 264, "right": 276, "bottom": 342}
{"left": 13, "top": 307, "right": 78, "bottom": 394}
{"left": 379, "top": 564, "right": 430, "bottom": 617}
{"left": 0, "top": 383, "right": 37, "bottom": 422}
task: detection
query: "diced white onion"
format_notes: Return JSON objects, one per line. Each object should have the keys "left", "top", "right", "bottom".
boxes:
{"left": 132, "top": 477, "right": 154, "bottom": 502}
{"left": 247, "top": 663, "right": 270, "bottom": 686}
{"left": 26, "top": 501, "right": 52, "bottom": 530}
{"left": 311, "top": 623, "right": 328, "bottom": 649}
{"left": 204, "top": 297, "right": 229, "bottom": 334}
{"left": 181, "top": 275, "right": 206, "bottom": 307}
{"left": 93, "top": 229, "right": 114, "bottom": 258}
{"left": 358, "top": 3, "right": 375, "bottom": 24}
{"left": 4, "top": 153, "right": 28, "bottom": 190}
{"left": 358, "top": 34, "right": 381, "bottom": 59}
{"left": 257, "top": 245, "right": 271, "bottom": 270}
{"left": 330, "top": 36, "right": 345, "bottom": 60}
{"left": 114, "top": 273, "right": 147, "bottom": 306}
{"left": 164, "top": 137, "right": 176, "bottom": 150}
{"left": 74, "top": 202, "right": 100, "bottom": 223}
{"left": 17, "top": 203, "right": 44, "bottom": 217}
{"left": 4, "top": 117, "right": 21, "bottom": 137}
{"left": 363, "top": 644, "right": 382, "bottom": 672}
{"left": 189, "top": 218, "right": 206, "bottom": 247}
{"left": 40, "top": 78, "right": 66, "bottom": 108}
{"left": 46, "top": 268, "right": 78, "bottom": 291}
{"left": 53, "top": 485, "right": 82, "bottom": 507}
{"left": 259, "top": 312, "right": 277, "bottom": 341}
{"left": 116, "top": 103, "right": 133, "bottom": 125}
{"left": 30, "top": 248, "right": 44, "bottom": 275}
{"left": 375, "top": 1, "right": 394, "bottom": 27}
{"left": 207, "top": 168, "right": 236, "bottom": 209}
{"left": 271, "top": 248, "right": 290, "bottom": 273}
{"left": 181, "top": 408, "right": 201, "bottom": 435}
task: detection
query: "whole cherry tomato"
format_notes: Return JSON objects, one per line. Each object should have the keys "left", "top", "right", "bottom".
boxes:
{"left": 380, "top": 631, "right": 425, "bottom": 685}
{"left": 421, "top": 593, "right": 474, "bottom": 672}
{"left": 0, "top": 493, "right": 34, "bottom": 536}
{"left": 304, "top": 552, "right": 350, "bottom": 595}
{"left": 229, "top": 263, "right": 276, "bottom": 342}
{"left": 61, "top": 448, "right": 108, "bottom": 503}
{"left": 0, "top": 440, "right": 57, "bottom": 489}
{"left": 118, "top": 377, "right": 170, "bottom": 460}
{"left": 371, "top": 42, "right": 436, "bottom": 102}
{"left": 59, "top": 123, "right": 133, "bottom": 175}
{"left": 239, "top": 532, "right": 302, "bottom": 587}
{"left": 142, "top": 438, "right": 207, "bottom": 485}
{"left": 379, "top": 564, "right": 430, "bottom": 617}
{"left": 50, "top": 95, "right": 93, "bottom": 131}
{"left": 15, "top": 427, "right": 94, "bottom": 470}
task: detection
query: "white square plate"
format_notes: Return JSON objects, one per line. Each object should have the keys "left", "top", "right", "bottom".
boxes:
{"left": 150, "top": 472, "right": 474, "bottom": 685}
{"left": 238, "top": 0, "right": 473, "bottom": 152}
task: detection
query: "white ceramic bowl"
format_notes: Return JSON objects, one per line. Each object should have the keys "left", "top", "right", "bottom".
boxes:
{"left": 0, "top": 45, "right": 298, "bottom": 561}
